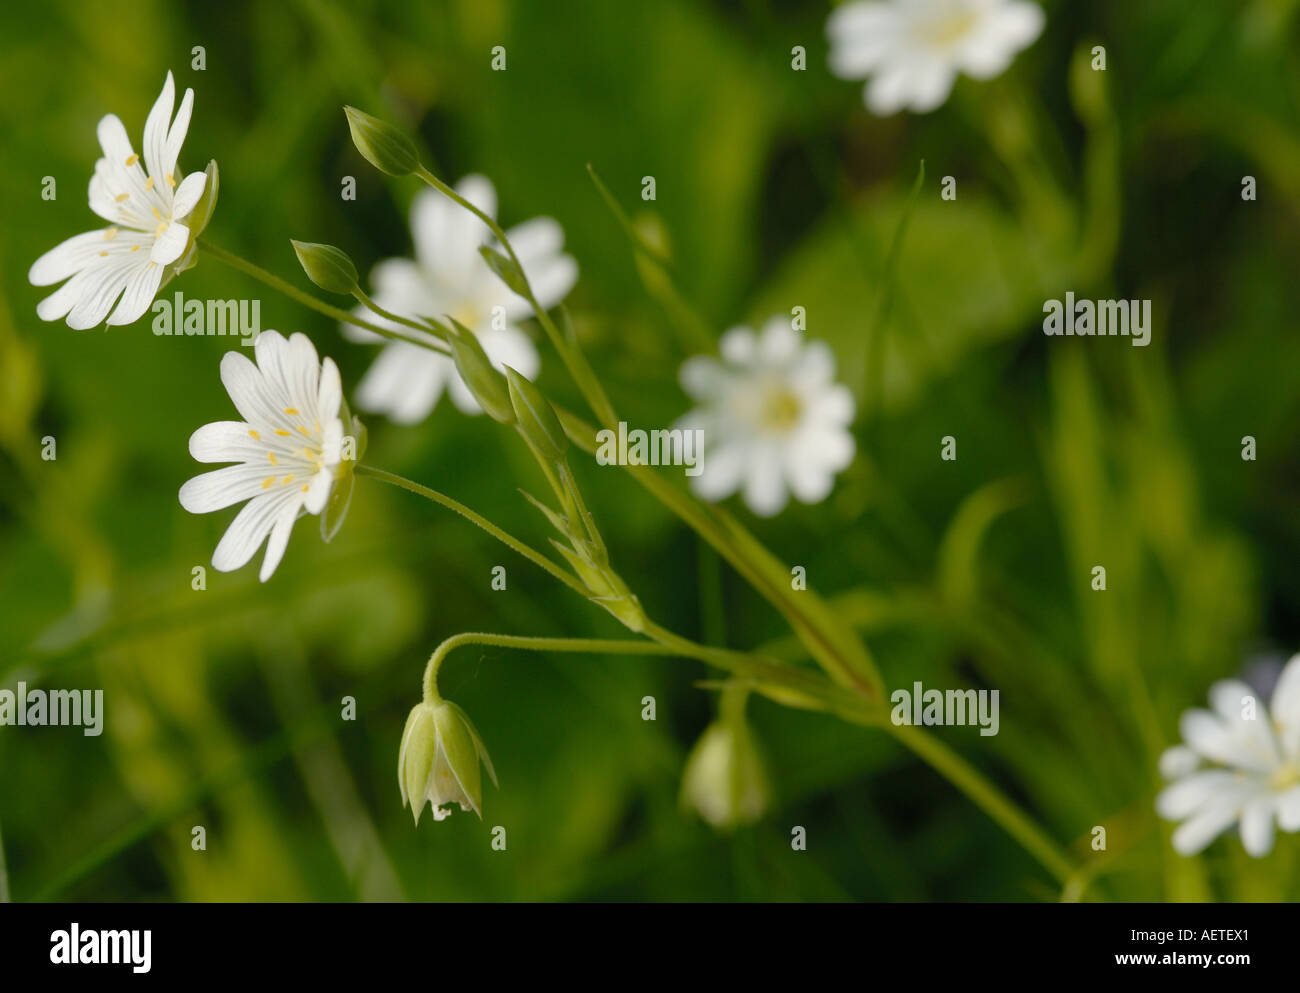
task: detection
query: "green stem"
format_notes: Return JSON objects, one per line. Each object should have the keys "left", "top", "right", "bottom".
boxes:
{"left": 352, "top": 287, "right": 449, "bottom": 341}
{"left": 885, "top": 722, "right": 1076, "bottom": 885}
{"left": 422, "top": 632, "right": 679, "bottom": 702}
{"left": 198, "top": 240, "right": 449, "bottom": 355}
{"left": 355, "top": 464, "right": 586, "bottom": 596}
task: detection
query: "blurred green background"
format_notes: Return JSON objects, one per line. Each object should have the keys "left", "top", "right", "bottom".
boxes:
{"left": 2, "top": 0, "right": 1300, "bottom": 902}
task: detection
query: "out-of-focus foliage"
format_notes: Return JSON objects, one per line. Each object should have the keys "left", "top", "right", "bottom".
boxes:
{"left": 1, "top": 0, "right": 1299, "bottom": 902}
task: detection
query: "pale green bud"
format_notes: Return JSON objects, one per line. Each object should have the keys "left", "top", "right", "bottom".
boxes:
{"left": 291, "top": 240, "right": 359, "bottom": 295}
{"left": 321, "top": 406, "right": 365, "bottom": 543}
{"left": 398, "top": 699, "right": 498, "bottom": 825}
{"left": 162, "top": 159, "right": 219, "bottom": 286}
{"left": 505, "top": 366, "right": 567, "bottom": 462}
{"left": 680, "top": 721, "right": 770, "bottom": 830}
{"left": 343, "top": 106, "right": 420, "bottom": 177}
{"left": 447, "top": 318, "right": 515, "bottom": 424}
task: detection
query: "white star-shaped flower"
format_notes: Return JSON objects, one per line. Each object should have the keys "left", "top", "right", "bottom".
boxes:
{"left": 29, "top": 71, "right": 211, "bottom": 329}
{"left": 827, "top": 0, "right": 1045, "bottom": 115}
{"left": 179, "top": 331, "right": 345, "bottom": 582}
{"left": 677, "top": 317, "right": 856, "bottom": 518}
{"left": 342, "top": 176, "right": 577, "bottom": 424}
{"left": 1156, "top": 654, "right": 1300, "bottom": 858}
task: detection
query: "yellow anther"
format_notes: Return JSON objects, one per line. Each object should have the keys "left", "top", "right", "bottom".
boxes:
{"left": 268, "top": 452, "right": 279, "bottom": 466}
{"left": 296, "top": 425, "right": 311, "bottom": 437}
{"left": 248, "top": 429, "right": 260, "bottom": 440}
{"left": 274, "top": 429, "right": 291, "bottom": 437}
{"left": 131, "top": 245, "right": 141, "bottom": 252}
{"left": 155, "top": 222, "right": 167, "bottom": 236}
{"left": 261, "top": 476, "right": 276, "bottom": 489}
{"left": 98, "top": 251, "right": 107, "bottom": 257}
{"left": 301, "top": 484, "right": 309, "bottom": 493}
{"left": 284, "top": 407, "right": 299, "bottom": 416}
{"left": 114, "top": 193, "right": 129, "bottom": 203}
{"left": 281, "top": 474, "right": 295, "bottom": 485}
{"left": 145, "top": 176, "right": 155, "bottom": 190}
{"left": 124, "top": 154, "right": 139, "bottom": 166}
{"left": 104, "top": 228, "right": 119, "bottom": 240}
{"left": 165, "top": 173, "right": 176, "bottom": 188}
{"left": 151, "top": 205, "right": 162, "bottom": 220}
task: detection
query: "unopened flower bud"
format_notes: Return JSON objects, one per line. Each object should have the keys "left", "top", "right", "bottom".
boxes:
{"left": 291, "top": 240, "right": 359, "bottom": 295}
{"left": 681, "top": 720, "right": 770, "bottom": 830}
{"left": 398, "top": 699, "right": 498, "bottom": 825}
{"left": 343, "top": 106, "right": 420, "bottom": 178}
{"left": 505, "top": 366, "right": 567, "bottom": 462}
{"left": 447, "top": 318, "right": 515, "bottom": 424}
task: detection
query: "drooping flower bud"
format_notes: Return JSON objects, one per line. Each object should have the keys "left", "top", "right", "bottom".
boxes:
{"left": 291, "top": 240, "right": 359, "bottom": 295}
{"left": 398, "top": 699, "right": 498, "bottom": 825}
{"left": 343, "top": 106, "right": 420, "bottom": 178}
{"left": 680, "top": 720, "right": 770, "bottom": 830}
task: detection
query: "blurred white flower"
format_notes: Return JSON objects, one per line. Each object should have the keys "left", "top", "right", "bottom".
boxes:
{"left": 29, "top": 71, "right": 210, "bottom": 328}
{"left": 677, "top": 317, "right": 855, "bottom": 517}
{"left": 681, "top": 721, "right": 771, "bottom": 830}
{"left": 827, "top": 0, "right": 1045, "bottom": 115}
{"left": 1156, "top": 654, "right": 1300, "bottom": 857}
{"left": 342, "top": 176, "right": 577, "bottom": 424}
{"left": 179, "top": 331, "right": 344, "bottom": 582}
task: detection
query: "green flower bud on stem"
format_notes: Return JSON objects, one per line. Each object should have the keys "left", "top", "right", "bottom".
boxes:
{"left": 505, "top": 366, "right": 568, "bottom": 462}
{"left": 447, "top": 318, "right": 515, "bottom": 424}
{"left": 343, "top": 106, "right": 420, "bottom": 177}
{"left": 398, "top": 699, "right": 498, "bottom": 826}
{"left": 291, "top": 240, "right": 359, "bottom": 295}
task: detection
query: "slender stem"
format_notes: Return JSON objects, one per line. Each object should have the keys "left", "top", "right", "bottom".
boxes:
{"left": 422, "top": 631, "right": 679, "bottom": 702}
{"left": 198, "top": 240, "right": 450, "bottom": 355}
{"left": 885, "top": 722, "right": 1076, "bottom": 885}
{"left": 355, "top": 464, "right": 586, "bottom": 596}
{"left": 352, "top": 287, "right": 449, "bottom": 341}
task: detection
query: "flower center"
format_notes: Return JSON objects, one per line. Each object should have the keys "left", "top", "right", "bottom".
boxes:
{"left": 1270, "top": 763, "right": 1300, "bottom": 791}
{"left": 914, "top": 7, "right": 979, "bottom": 48}
{"left": 759, "top": 387, "right": 803, "bottom": 434}
{"left": 253, "top": 408, "right": 327, "bottom": 494}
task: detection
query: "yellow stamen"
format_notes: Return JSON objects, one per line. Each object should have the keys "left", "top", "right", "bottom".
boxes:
{"left": 248, "top": 430, "right": 260, "bottom": 440}
{"left": 145, "top": 176, "right": 155, "bottom": 190}
{"left": 165, "top": 173, "right": 176, "bottom": 188}
{"left": 124, "top": 154, "right": 139, "bottom": 166}
{"left": 275, "top": 429, "right": 291, "bottom": 437}
{"left": 150, "top": 205, "right": 162, "bottom": 220}
{"left": 103, "top": 228, "right": 119, "bottom": 241}
{"left": 131, "top": 245, "right": 141, "bottom": 252}
{"left": 296, "top": 425, "right": 311, "bottom": 437}
{"left": 268, "top": 452, "right": 279, "bottom": 466}
{"left": 114, "top": 193, "right": 129, "bottom": 203}
{"left": 98, "top": 251, "right": 107, "bottom": 257}
{"left": 281, "top": 474, "right": 295, "bottom": 485}
{"left": 261, "top": 476, "right": 276, "bottom": 489}
{"left": 284, "top": 407, "right": 299, "bottom": 416}
{"left": 155, "top": 222, "right": 168, "bottom": 236}
{"left": 301, "top": 484, "right": 309, "bottom": 493}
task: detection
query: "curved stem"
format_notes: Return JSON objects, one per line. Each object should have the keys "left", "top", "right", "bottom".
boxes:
{"left": 355, "top": 464, "right": 586, "bottom": 596}
{"left": 885, "top": 722, "right": 1076, "bottom": 885}
{"left": 422, "top": 632, "right": 679, "bottom": 702}
{"left": 198, "top": 240, "right": 450, "bottom": 355}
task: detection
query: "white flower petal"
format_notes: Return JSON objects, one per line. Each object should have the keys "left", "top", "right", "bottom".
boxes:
{"left": 354, "top": 342, "right": 448, "bottom": 425}
{"left": 171, "top": 171, "right": 207, "bottom": 220}
{"left": 1155, "top": 770, "right": 1240, "bottom": 821}
{"left": 258, "top": 498, "right": 303, "bottom": 582}
{"left": 104, "top": 260, "right": 164, "bottom": 326}
{"left": 142, "top": 71, "right": 175, "bottom": 183}
{"left": 180, "top": 463, "right": 279, "bottom": 513}
{"left": 1239, "top": 797, "right": 1276, "bottom": 857}
{"left": 1170, "top": 794, "right": 1246, "bottom": 857}
{"left": 163, "top": 86, "right": 196, "bottom": 181}
{"left": 211, "top": 487, "right": 301, "bottom": 574}
{"left": 150, "top": 222, "right": 190, "bottom": 265}
{"left": 743, "top": 447, "right": 788, "bottom": 517}
{"left": 29, "top": 229, "right": 119, "bottom": 286}
{"left": 1158, "top": 745, "right": 1200, "bottom": 780}
{"left": 65, "top": 258, "right": 137, "bottom": 330}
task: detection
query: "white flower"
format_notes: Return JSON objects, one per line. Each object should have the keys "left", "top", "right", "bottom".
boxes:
{"left": 1156, "top": 655, "right": 1300, "bottom": 858}
{"left": 677, "top": 317, "right": 856, "bottom": 518}
{"left": 827, "top": 0, "right": 1045, "bottom": 115}
{"left": 29, "top": 71, "right": 210, "bottom": 329}
{"left": 342, "top": 176, "right": 577, "bottom": 424}
{"left": 179, "top": 331, "right": 344, "bottom": 582}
